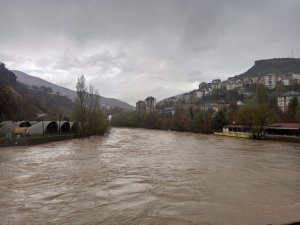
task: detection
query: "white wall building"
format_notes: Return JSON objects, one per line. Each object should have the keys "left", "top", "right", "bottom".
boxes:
{"left": 196, "top": 90, "right": 204, "bottom": 99}
{"left": 226, "top": 80, "right": 242, "bottom": 90}
{"left": 145, "top": 96, "right": 156, "bottom": 113}
{"left": 264, "top": 74, "right": 278, "bottom": 89}
{"left": 277, "top": 91, "right": 300, "bottom": 112}
{"left": 211, "top": 79, "right": 222, "bottom": 90}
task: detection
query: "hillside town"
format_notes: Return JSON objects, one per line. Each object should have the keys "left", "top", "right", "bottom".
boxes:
{"left": 124, "top": 58, "right": 300, "bottom": 141}
{"left": 137, "top": 72, "right": 300, "bottom": 116}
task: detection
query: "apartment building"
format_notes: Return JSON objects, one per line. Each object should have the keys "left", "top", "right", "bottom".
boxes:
{"left": 145, "top": 96, "right": 156, "bottom": 113}
{"left": 277, "top": 91, "right": 300, "bottom": 111}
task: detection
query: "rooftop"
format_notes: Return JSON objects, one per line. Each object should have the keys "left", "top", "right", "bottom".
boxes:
{"left": 279, "top": 91, "right": 300, "bottom": 97}
{"left": 266, "top": 123, "right": 300, "bottom": 129}
{"left": 146, "top": 96, "right": 155, "bottom": 100}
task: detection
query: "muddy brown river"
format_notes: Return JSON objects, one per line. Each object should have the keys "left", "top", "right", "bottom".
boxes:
{"left": 0, "top": 128, "right": 299, "bottom": 224}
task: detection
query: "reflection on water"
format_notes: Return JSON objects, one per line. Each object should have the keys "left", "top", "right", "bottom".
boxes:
{"left": 0, "top": 128, "right": 299, "bottom": 224}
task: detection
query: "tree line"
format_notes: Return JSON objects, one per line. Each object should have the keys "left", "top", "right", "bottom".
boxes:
{"left": 111, "top": 84, "right": 300, "bottom": 137}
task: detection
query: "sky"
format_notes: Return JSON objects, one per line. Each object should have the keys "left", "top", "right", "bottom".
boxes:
{"left": 0, "top": 0, "right": 299, "bottom": 105}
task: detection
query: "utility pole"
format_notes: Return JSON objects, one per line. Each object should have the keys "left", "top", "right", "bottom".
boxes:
{"left": 42, "top": 117, "right": 44, "bottom": 136}
{"left": 59, "top": 112, "right": 62, "bottom": 134}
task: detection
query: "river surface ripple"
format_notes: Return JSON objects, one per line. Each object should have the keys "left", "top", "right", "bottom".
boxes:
{"left": 0, "top": 128, "right": 300, "bottom": 225}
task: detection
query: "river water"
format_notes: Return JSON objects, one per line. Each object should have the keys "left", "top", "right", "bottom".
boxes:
{"left": 0, "top": 128, "right": 299, "bottom": 225}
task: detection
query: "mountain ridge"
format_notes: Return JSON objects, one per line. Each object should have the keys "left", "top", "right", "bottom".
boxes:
{"left": 238, "top": 58, "right": 300, "bottom": 78}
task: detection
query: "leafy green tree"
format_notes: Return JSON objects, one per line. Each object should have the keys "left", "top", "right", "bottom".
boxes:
{"left": 225, "top": 89, "right": 243, "bottom": 104}
{"left": 212, "top": 110, "right": 227, "bottom": 131}
{"left": 237, "top": 104, "right": 277, "bottom": 138}
{"left": 285, "top": 97, "right": 299, "bottom": 122}
{"left": 171, "top": 105, "right": 192, "bottom": 131}
{"left": 0, "top": 85, "right": 18, "bottom": 121}
{"left": 254, "top": 84, "right": 268, "bottom": 104}
{"left": 111, "top": 112, "right": 130, "bottom": 127}
{"left": 272, "top": 84, "right": 287, "bottom": 98}
{"left": 226, "top": 103, "right": 238, "bottom": 125}
{"left": 144, "top": 111, "right": 161, "bottom": 129}
{"left": 191, "top": 111, "right": 212, "bottom": 133}
{"left": 296, "top": 104, "right": 300, "bottom": 122}
{"left": 0, "top": 85, "right": 37, "bottom": 121}
{"left": 129, "top": 111, "right": 146, "bottom": 127}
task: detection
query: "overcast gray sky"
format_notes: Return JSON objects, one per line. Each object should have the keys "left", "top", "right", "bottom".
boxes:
{"left": 0, "top": 0, "right": 299, "bottom": 105}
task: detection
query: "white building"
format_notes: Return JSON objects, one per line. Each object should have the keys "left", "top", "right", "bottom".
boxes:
{"left": 251, "top": 77, "right": 259, "bottom": 84}
{"left": 211, "top": 79, "right": 222, "bottom": 90}
{"left": 226, "top": 80, "right": 242, "bottom": 90}
{"left": 264, "top": 74, "right": 278, "bottom": 89}
{"left": 277, "top": 91, "right": 300, "bottom": 112}
{"left": 196, "top": 90, "right": 204, "bottom": 99}
{"left": 145, "top": 96, "right": 156, "bottom": 113}
{"left": 291, "top": 73, "right": 300, "bottom": 81}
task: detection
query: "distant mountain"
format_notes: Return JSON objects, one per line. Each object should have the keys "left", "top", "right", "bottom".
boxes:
{"left": 13, "top": 70, "right": 77, "bottom": 99}
{"left": 239, "top": 58, "right": 300, "bottom": 78}
{"left": 13, "top": 70, "right": 135, "bottom": 111}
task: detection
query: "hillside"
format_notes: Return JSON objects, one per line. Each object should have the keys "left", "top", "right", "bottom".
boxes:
{"left": 239, "top": 58, "right": 300, "bottom": 78}
{"left": 0, "top": 64, "right": 39, "bottom": 120}
{"left": 13, "top": 70, "right": 77, "bottom": 99}
{"left": 13, "top": 70, "right": 135, "bottom": 111}
{"left": 0, "top": 62, "right": 18, "bottom": 87}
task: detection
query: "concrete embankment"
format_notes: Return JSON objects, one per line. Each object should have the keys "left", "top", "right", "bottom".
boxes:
{"left": 0, "top": 134, "right": 78, "bottom": 147}
{"left": 265, "top": 134, "right": 300, "bottom": 143}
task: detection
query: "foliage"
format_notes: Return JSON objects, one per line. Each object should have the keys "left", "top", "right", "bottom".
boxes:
{"left": 0, "top": 85, "right": 18, "bottom": 121}
{"left": 191, "top": 111, "right": 212, "bottom": 133}
{"left": 226, "top": 103, "right": 238, "bottom": 125}
{"left": 0, "top": 85, "right": 38, "bottom": 121}
{"left": 74, "top": 75, "right": 109, "bottom": 137}
{"left": 112, "top": 106, "right": 215, "bottom": 133}
{"left": 296, "top": 105, "right": 300, "bottom": 122}
{"left": 237, "top": 104, "right": 277, "bottom": 138}
{"left": 212, "top": 110, "right": 227, "bottom": 131}
{"left": 225, "top": 89, "right": 243, "bottom": 105}
{"left": 285, "top": 97, "right": 299, "bottom": 122}
{"left": 254, "top": 84, "right": 268, "bottom": 104}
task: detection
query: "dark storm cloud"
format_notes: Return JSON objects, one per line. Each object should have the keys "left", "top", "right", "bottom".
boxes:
{"left": 0, "top": 0, "right": 299, "bottom": 104}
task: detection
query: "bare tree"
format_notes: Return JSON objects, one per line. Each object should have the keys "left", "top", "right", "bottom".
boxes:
{"left": 75, "top": 75, "right": 109, "bottom": 137}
